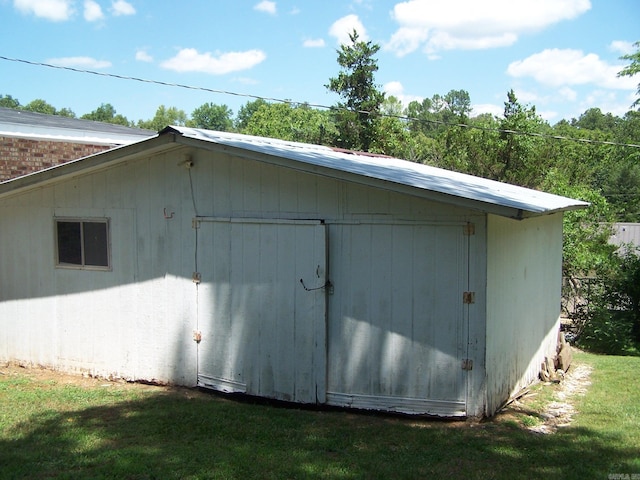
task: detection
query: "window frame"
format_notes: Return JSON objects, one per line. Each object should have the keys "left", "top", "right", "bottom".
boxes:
{"left": 54, "top": 217, "right": 112, "bottom": 271}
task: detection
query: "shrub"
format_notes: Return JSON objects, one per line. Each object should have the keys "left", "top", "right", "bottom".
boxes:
{"left": 574, "top": 245, "right": 640, "bottom": 355}
{"left": 577, "top": 308, "right": 635, "bottom": 354}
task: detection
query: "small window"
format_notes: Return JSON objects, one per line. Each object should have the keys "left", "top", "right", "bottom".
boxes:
{"left": 55, "top": 218, "right": 110, "bottom": 269}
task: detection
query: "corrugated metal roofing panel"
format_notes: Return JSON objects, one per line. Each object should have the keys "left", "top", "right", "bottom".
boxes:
{"left": 167, "top": 126, "right": 589, "bottom": 217}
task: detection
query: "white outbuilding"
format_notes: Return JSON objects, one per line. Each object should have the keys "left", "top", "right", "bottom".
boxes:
{"left": 0, "top": 126, "right": 587, "bottom": 417}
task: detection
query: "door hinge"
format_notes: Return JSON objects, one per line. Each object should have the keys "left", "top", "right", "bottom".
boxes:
{"left": 463, "top": 223, "right": 475, "bottom": 235}
{"left": 192, "top": 272, "right": 201, "bottom": 284}
{"left": 193, "top": 330, "right": 202, "bottom": 343}
{"left": 462, "top": 359, "right": 473, "bottom": 371}
{"left": 463, "top": 291, "right": 475, "bottom": 304}
{"left": 192, "top": 218, "right": 200, "bottom": 229}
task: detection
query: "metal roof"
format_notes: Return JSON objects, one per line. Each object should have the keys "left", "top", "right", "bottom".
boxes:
{"left": 0, "top": 107, "right": 154, "bottom": 145}
{"left": 166, "top": 126, "right": 589, "bottom": 219}
{"left": 0, "top": 125, "right": 589, "bottom": 219}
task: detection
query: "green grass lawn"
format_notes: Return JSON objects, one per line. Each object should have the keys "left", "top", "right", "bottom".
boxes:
{"left": 1, "top": 351, "right": 638, "bottom": 479}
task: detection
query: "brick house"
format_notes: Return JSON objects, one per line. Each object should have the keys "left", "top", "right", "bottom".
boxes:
{"left": 0, "top": 107, "right": 154, "bottom": 181}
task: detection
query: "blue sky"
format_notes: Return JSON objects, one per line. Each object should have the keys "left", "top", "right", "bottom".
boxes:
{"left": 1, "top": 0, "right": 638, "bottom": 125}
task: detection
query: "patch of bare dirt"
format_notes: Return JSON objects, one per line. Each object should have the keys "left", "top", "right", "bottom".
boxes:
{"left": 529, "top": 362, "right": 592, "bottom": 434}
{"left": 0, "top": 362, "right": 175, "bottom": 393}
{"left": 499, "top": 362, "right": 593, "bottom": 434}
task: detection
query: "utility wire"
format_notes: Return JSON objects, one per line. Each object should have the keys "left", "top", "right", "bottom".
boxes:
{"left": 0, "top": 55, "right": 324, "bottom": 108}
{"left": 2, "top": 54, "right": 640, "bottom": 149}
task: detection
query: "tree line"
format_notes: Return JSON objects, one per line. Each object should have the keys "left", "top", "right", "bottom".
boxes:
{"left": 2, "top": 34, "right": 639, "bottom": 353}
{"left": 2, "top": 35, "right": 638, "bottom": 222}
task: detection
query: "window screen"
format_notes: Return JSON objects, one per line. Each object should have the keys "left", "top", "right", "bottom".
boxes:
{"left": 55, "top": 219, "right": 110, "bottom": 269}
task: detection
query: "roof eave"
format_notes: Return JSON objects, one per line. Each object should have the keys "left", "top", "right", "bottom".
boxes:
{"left": 0, "top": 128, "right": 591, "bottom": 219}
{"left": 170, "top": 133, "right": 588, "bottom": 219}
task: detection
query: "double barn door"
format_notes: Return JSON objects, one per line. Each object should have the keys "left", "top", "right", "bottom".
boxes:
{"left": 196, "top": 218, "right": 470, "bottom": 415}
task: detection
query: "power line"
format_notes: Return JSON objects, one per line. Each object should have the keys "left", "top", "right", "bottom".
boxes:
{"left": 0, "top": 55, "right": 302, "bottom": 106}
{"left": 2, "top": 54, "right": 640, "bottom": 149}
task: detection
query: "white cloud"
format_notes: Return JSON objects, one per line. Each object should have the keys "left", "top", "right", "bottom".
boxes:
{"left": 537, "top": 110, "right": 559, "bottom": 121}
{"left": 559, "top": 86, "right": 578, "bottom": 102}
{"left": 383, "top": 81, "right": 422, "bottom": 106}
{"left": 16, "top": 0, "right": 135, "bottom": 22}
{"left": 161, "top": 48, "right": 266, "bottom": 75}
{"left": 111, "top": 0, "right": 135, "bottom": 16}
{"left": 513, "top": 88, "right": 540, "bottom": 104}
{"left": 507, "top": 48, "right": 636, "bottom": 90}
{"left": 47, "top": 56, "right": 112, "bottom": 68}
{"left": 135, "top": 49, "right": 153, "bottom": 62}
{"left": 13, "top": 0, "right": 74, "bottom": 21}
{"left": 581, "top": 89, "right": 632, "bottom": 117}
{"left": 303, "top": 38, "right": 325, "bottom": 48}
{"left": 386, "top": 0, "right": 591, "bottom": 57}
{"left": 424, "top": 30, "right": 517, "bottom": 55}
{"left": 254, "top": 1, "right": 276, "bottom": 15}
{"left": 385, "top": 27, "right": 429, "bottom": 57}
{"left": 329, "top": 14, "right": 368, "bottom": 45}
{"left": 83, "top": 0, "right": 103, "bottom": 21}
{"left": 610, "top": 40, "right": 635, "bottom": 55}
{"left": 471, "top": 103, "right": 503, "bottom": 118}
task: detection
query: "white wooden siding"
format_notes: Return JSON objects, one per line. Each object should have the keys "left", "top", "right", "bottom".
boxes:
{"left": 196, "top": 218, "right": 327, "bottom": 403}
{"left": 0, "top": 152, "right": 198, "bottom": 383}
{"left": 485, "top": 213, "right": 563, "bottom": 414}
{"left": 326, "top": 222, "right": 469, "bottom": 416}
{"left": 1, "top": 145, "right": 507, "bottom": 415}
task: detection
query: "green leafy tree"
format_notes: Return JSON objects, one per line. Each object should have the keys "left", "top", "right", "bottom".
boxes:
{"left": 381, "top": 95, "right": 404, "bottom": 117}
{"left": 57, "top": 107, "right": 76, "bottom": 118}
{"left": 603, "top": 157, "right": 640, "bottom": 222}
{"left": 242, "top": 102, "right": 337, "bottom": 145}
{"left": 137, "top": 105, "right": 188, "bottom": 131}
{"left": 82, "top": 103, "right": 130, "bottom": 126}
{"left": 555, "top": 109, "right": 640, "bottom": 222}
{"left": 576, "top": 247, "right": 640, "bottom": 354}
{"left": 617, "top": 110, "right": 640, "bottom": 143}
{"left": 0, "top": 94, "right": 20, "bottom": 109}
{"left": 496, "top": 90, "right": 549, "bottom": 188}
{"left": 235, "top": 99, "right": 268, "bottom": 132}
{"left": 0, "top": 95, "right": 74, "bottom": 117}
{"left": 605, "top": 111, "right": 640, "bottom": 221}
{"left": 439, "top": 114, "right": 500, "bottom": 177}
{"left": 326, "top": 30, "right": 385, "bottom": 152}
{"left": 618, "top": 40, "right": 640, "bottom": 109}
{"left": 541, "top": 171, "right": 616, "bottom": 280}
{"left": 369, "top": 96, "right": 413, "bottom": 157}
{"left": 548, "top": 119, "right": 614, "bottom": 188}
{"left": 607, "top": 247, "right": 640, "bottom": 343}
{"left": 22, "top": 99, "right": 57, "bottom": 115}
{"left": 189, "top": 102, "right": 233, "bottom": 131}
{"left": 406, "top": 98, "right": 440, "bottom": 137}
{"left": 571, "top": 107, "right": 620, "bottom": 132}
{"left": 407, "top": 132, "right": 444, "bottom": 164}
{"left": 443, "top": 89, "right": 472, "bottom": 124}
{"left": 405, "top": 90, "right": 471, "bottom": 139}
